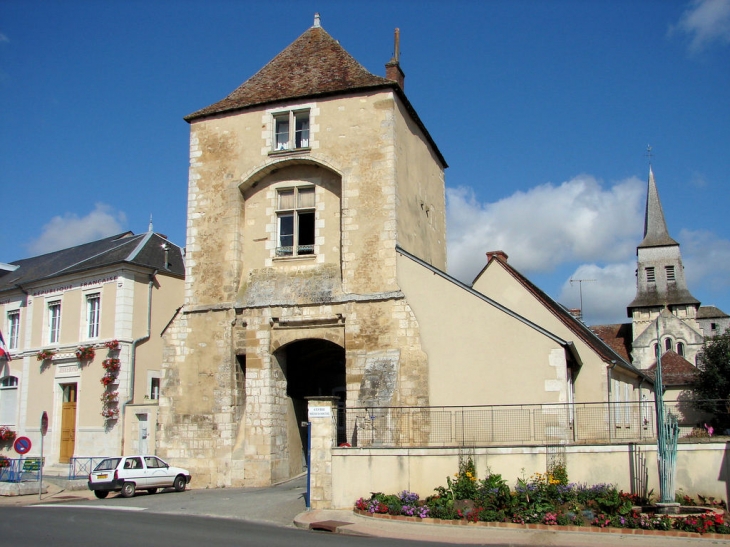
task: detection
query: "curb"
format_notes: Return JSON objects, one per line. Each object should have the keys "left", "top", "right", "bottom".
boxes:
{"left": 353, "top": 509, "right": 730, "bottom": 541}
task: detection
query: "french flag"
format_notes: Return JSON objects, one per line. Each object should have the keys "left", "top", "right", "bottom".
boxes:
{"left": 0, "top": 331, "right": 11, "bottom": 361}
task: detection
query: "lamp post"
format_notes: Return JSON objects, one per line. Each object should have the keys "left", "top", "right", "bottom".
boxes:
{"left": 654, "top": 317, "right": 679, "bottom": 512}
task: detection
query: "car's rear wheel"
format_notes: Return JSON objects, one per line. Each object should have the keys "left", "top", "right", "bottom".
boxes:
{"left": 173, "top": 475, "right": 186, "bottom": 492}
{"left": 121, "top": 482, "right": 136, "bottom": 498}
{"left": 93, "top": 490, "right": 109, "bottom": 499}
{"left": 147, "top": 488, "right": 158, "bottom": 495}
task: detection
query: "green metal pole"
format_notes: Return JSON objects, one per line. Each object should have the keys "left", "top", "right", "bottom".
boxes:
{"left": 655, "top": 317, "right": 679, "bottom": 507}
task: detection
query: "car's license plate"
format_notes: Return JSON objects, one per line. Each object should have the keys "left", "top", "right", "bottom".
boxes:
{"left": 97, "top": 474, "right": 108, "bottom": 479}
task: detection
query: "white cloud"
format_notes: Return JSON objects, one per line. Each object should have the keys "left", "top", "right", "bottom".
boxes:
{"left": 446, "top": 175, "right": 645, "bottom": 283}
{"left": 671, "top": 0, "right": 730, "bottom": 52}
{"left": 557, "top": 262, "right": 637, "bottom": 325}
{"left": 27, "top": 203, "right": 128, "bottom": 255}
{"left": 0, "top": 33, "right": 8, "bottom": 44}
{"left": 679, "top": 229, "right": 730, "bottom": 292}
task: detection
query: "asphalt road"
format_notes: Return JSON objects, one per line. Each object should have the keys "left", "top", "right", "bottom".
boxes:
{"left": 65, "top": 474, "right": 309, "bottom": 528}
{"left": 0, "top": 507, "right": 455, "bottom": 547}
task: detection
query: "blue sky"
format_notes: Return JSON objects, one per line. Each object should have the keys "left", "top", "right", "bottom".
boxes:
{"left": 1, "top": 0, "right": 729, "bottom": 325}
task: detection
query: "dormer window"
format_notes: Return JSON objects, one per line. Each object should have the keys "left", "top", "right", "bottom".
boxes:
{"left": 273, "top": 110, "right": 310, "bottom": 151}
{"left": 665, "top": 265, "right": 675, "bottom": 282}
{"left": 276, "top": 187, "right": 315, "bottom": 257}
{"left": 646, "top": 267, "right": 655, "bottom": 283}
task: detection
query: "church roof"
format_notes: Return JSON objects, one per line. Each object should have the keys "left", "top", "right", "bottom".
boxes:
{"left": 638, "top": 167, "right": 679, "bottom": 249}
{"left": 589, "top": 323, "right": 633, "bottom": 362}
{"left": 697, "top": 305, "right": 730, "bottom": 319}
{"left": 0, "top": 232, "right": 184, "bottom": 292}
{"left": 185, "top": 21, "right": 446, "bottom": 167}
{"left": 645, "top": 350, "right": 698, "bottom": 386}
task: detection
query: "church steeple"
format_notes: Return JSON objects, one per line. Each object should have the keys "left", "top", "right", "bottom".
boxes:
{"left": 638, "top": 166, "right": 678, "bottom": 248}
{"left": 628, "top": 166, "right": 699, "bottom": 315}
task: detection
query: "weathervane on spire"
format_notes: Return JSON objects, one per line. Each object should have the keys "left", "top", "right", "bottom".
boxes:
{"left": 645, "top": 144, "right": 654, "bottom": 166}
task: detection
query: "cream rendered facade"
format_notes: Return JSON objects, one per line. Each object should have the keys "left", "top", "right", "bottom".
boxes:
{"left": 471, "top": 256, "right": 649, "bottom": 406}
{"left": 0, "top": 233, "right": 184, "bottom": 464}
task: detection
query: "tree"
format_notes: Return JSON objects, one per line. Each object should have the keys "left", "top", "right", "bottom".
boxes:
{"left": 692, "top": 329, "right": 730, "bottom": 428}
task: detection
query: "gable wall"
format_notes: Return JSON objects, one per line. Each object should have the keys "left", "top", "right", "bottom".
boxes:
{"left": 397, "top": 253, "right": 567, "bottom": 407}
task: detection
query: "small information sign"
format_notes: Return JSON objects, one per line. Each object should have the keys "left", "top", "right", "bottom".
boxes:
{"left": 22, "top": 458, "right": 44, "bottom": 472}
{"left": 308, "top": 406, "right": 332, "bottom": 418}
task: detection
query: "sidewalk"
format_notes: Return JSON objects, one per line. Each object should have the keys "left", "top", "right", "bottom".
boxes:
{"left": 294, "top": 508, "right": 730, "bottom": 546}
{"left": 0, "top": 478, "right": 95, "bottom": 507}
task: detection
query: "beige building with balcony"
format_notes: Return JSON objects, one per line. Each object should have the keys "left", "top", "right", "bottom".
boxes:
{"left": 0, "top": 231, "right": 184, "bottom": 464}
{"left": 158, "top": 18, "right": 647, "bottom": 489}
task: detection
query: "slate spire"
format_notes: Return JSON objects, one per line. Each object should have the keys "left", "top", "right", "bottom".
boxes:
{"left": 638, "top": 166, "right": 678, "bottom": 248}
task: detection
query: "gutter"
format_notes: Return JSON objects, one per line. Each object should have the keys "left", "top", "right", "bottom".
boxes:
{"left": 120, "top": 269, "right": 157, "bottom": 454}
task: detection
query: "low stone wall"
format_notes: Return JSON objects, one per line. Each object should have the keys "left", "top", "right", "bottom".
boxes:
{"left": 331, "top": 440, "right": 730, "bottom": 509}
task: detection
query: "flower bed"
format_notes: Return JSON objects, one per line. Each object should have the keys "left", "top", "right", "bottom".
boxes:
{"left": 354, "top": 458, "right": 730, "bottom": 535}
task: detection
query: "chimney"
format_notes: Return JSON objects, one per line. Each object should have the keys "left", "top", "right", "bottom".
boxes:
{"left": 385, "top": 28, "right": 405, "bottom": 90}
{"left": 568, "top": 308, "right": 582, "bottom": 321}
{"left": 486, "top": 250, "right": 509, "bottom": 263}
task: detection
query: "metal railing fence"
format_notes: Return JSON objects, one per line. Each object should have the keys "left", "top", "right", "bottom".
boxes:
{"left": 339, "top": 400, "right": 716, "bottom": 449}
{"left": 0, "top": 458, "right": 43, "bottom": 483}
{"left": 69, "top": 456, "right": 109, "bottom": 480}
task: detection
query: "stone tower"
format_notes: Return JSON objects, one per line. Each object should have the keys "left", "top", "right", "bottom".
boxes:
{"left": 157, "top": 18, "right": 446, "bottom": 487}
{"left": 627, "top": 167, "right": 704, "bottom": 369}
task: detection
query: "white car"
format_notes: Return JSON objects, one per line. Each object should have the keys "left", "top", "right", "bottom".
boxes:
{"left": 88, "top": 455, "right": 191, "bottom": 499}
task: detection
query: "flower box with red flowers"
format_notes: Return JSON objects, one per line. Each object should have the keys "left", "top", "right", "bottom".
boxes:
{"left": 104, "top": 339, "right": 120, "bottom": 351}
{"left": 0, "top": 426, "right": 17, "bottom": 442}
{"left": 100, "top": 373, "right": 118, "bottom": 386}
{"left": 36, "top": 349, "right": 56, "bottom": 362}
{"left": 75, "top": 345, "right": 96, "bottom": 361}
{"left": 102, "top": 358, "right": 121, "bottom": 372}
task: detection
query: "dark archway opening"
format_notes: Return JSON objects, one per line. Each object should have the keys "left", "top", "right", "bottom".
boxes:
{"left": 279, "top": 339, "right": 346, "bottom": 455}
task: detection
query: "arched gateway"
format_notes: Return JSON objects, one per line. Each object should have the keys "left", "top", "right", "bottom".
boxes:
{"left": 273, "top": 338, "right": 346, "bottom": 467}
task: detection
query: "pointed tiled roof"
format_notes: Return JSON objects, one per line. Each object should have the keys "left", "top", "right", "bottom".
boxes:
{"left": 184, "top": 23, "right": 447, "bottom": 167}
{"left": 186, "top": 25, "right": 395, "bottom": 121}
{"left": 638, "top": 167, "right": 679, "bottom": 248}
{"left": 0, "top": 232, "right": 184, "bottom": 291}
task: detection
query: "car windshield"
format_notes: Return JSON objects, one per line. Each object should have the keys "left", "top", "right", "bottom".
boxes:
{"left": 93, "top": 458, "right": 121, "bottom": 471}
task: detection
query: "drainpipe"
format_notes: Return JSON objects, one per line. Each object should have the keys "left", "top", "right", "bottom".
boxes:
{"left": 120, "top": 269, "right": 157, "bottom": 454}
{"left": 607, "top": 360, "right": 617, "bottom": 442}
{"left": 638, "top": 378, "right": 645, "bottom": 440}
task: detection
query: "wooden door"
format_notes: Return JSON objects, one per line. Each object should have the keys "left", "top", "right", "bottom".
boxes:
{"left": 59, "top": 384, "right": 77, "bottom": 463}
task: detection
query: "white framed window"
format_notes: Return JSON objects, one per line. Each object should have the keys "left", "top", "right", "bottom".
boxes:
{"left": 7, "top": 311, "right": 19, "bottom": 350}
{"left": 276, "top": 186, "right": 315, "bottom": 257}
{"left": 273, "top": 110, "right": 310, "bottom": 151}
{"left": 665, "top": 265, "right": 675, "bottom": 281}
{"left": 0, "top": 376, "right": 18, "bottom": 425}
{"left": 48, "top": 301, "right": 61, "bottom": 344}
{"left": 86, "top": 293, "right": 100, "bottom": 339}
{"left": 147, "top": 370, "right": 161, "bottom": 400}
{"left": 646, "top": 267, "right": 655, "bottom": 283}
